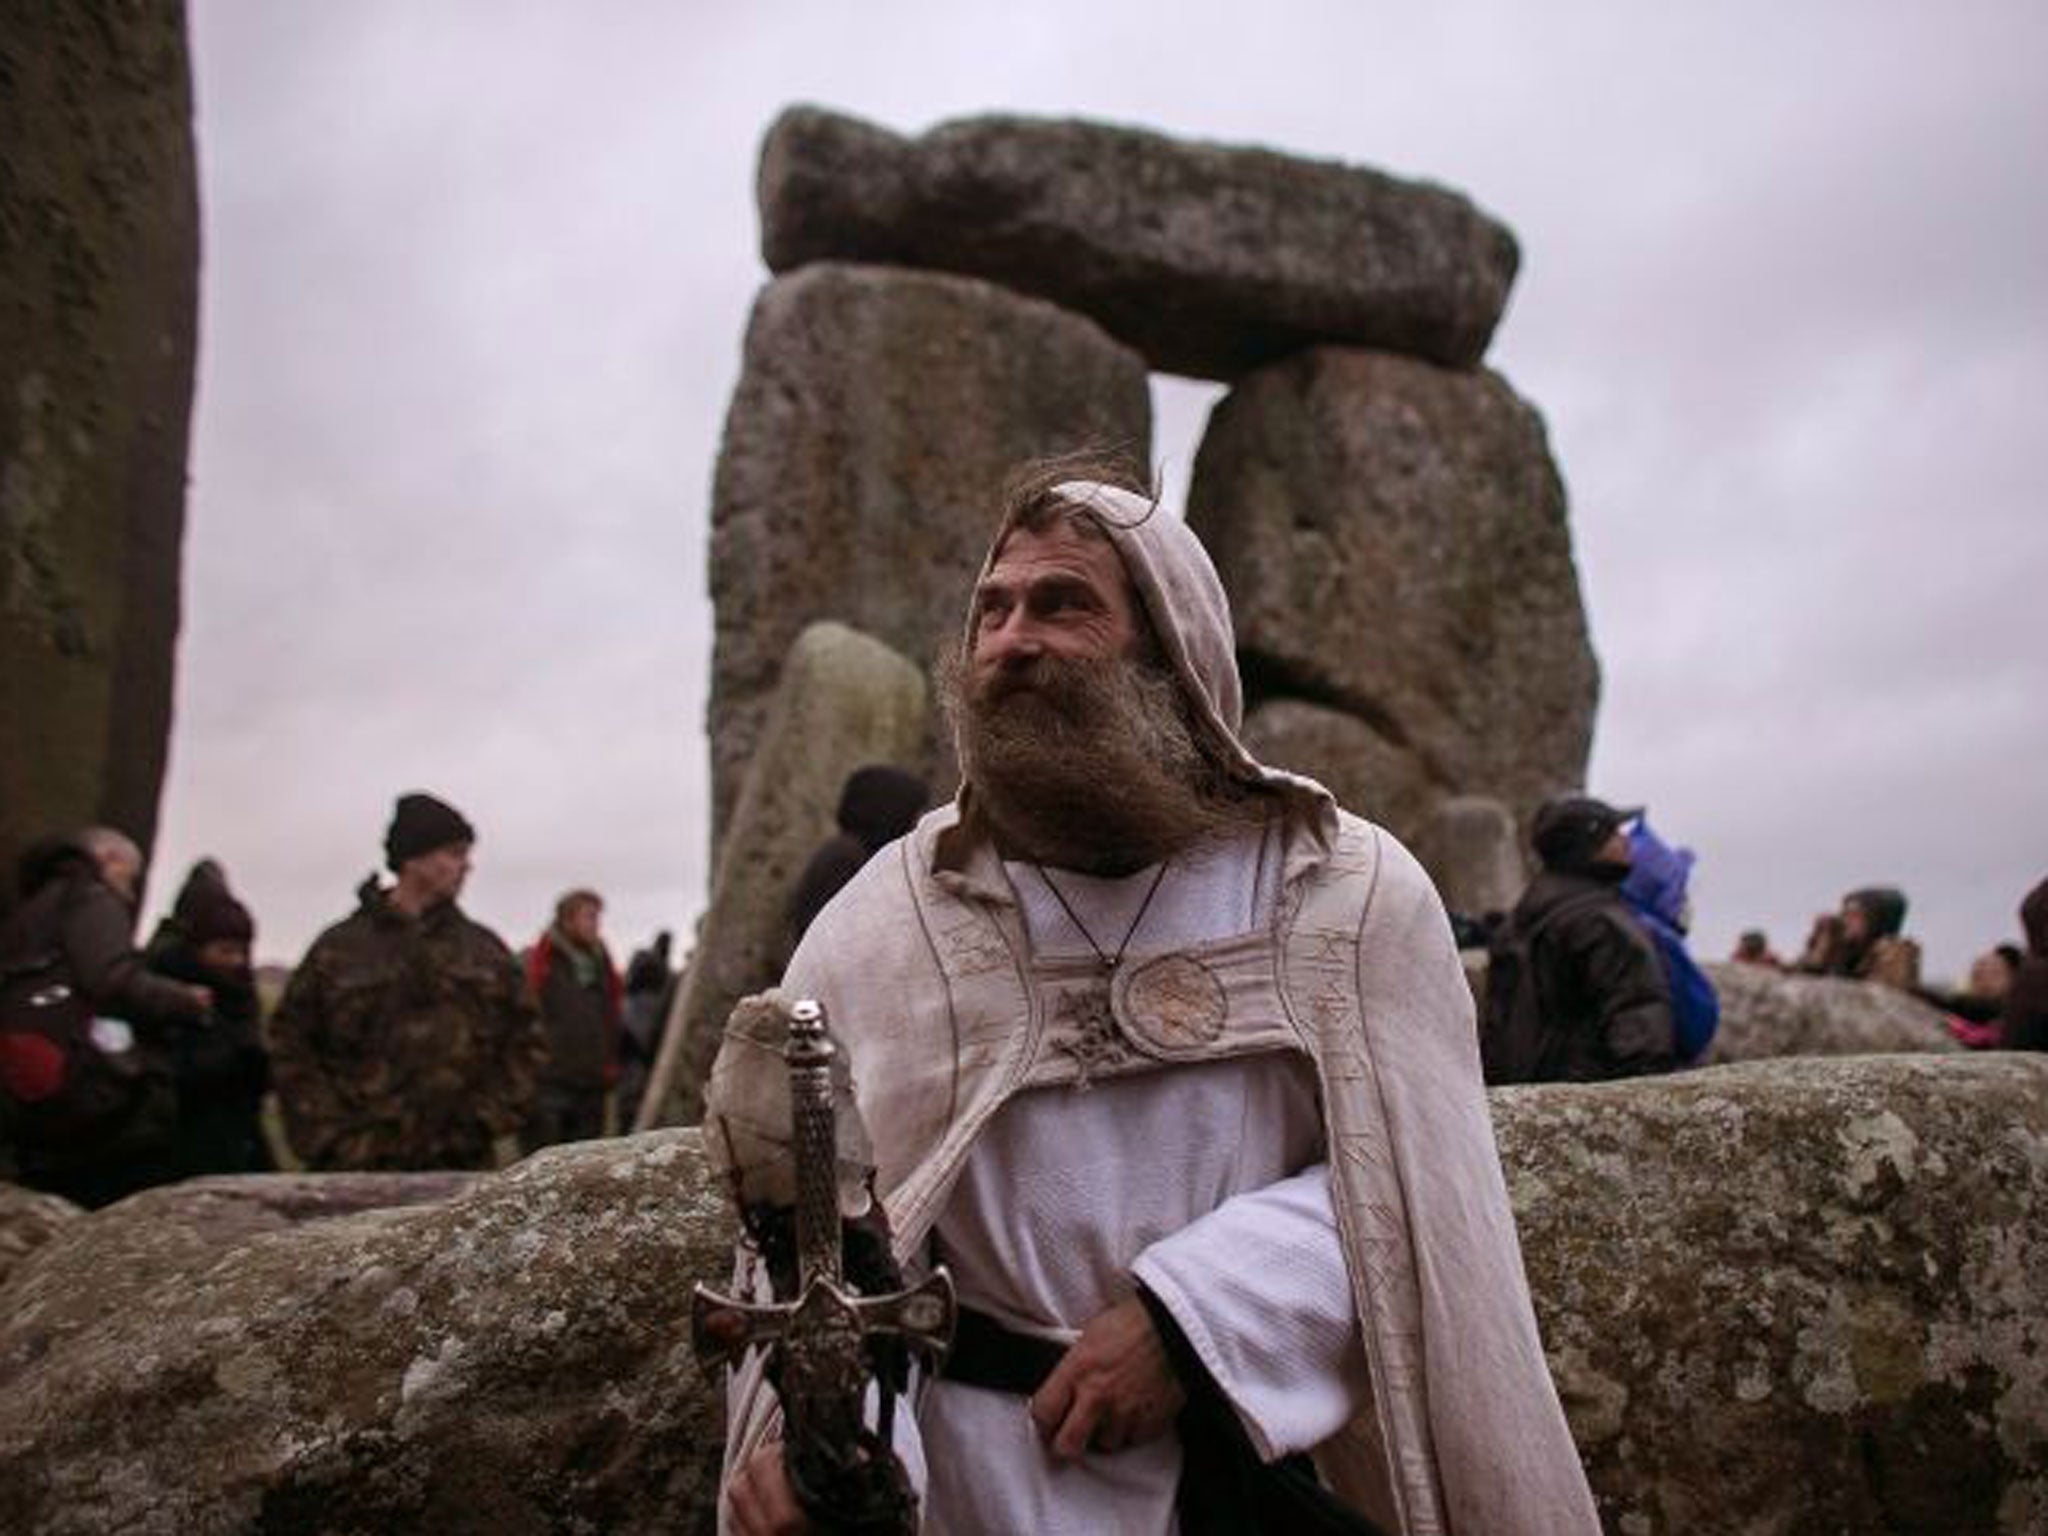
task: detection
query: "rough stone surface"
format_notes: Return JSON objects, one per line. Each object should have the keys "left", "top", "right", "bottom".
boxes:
{"left": 1188, "top": 347, "right": 1598, "bottom": 841}
{"left": 1238, "top": 697, "right": 1434, "bottom": 845}
{"left": 707, "top": 261, "right": 1150, "bottom": 853}
{"left": 0, "top": 3, "right": 200, "bottom": 889}
{"left": 1498, "top": 1054, "right": 2048, "bottom": 1534}
{"left": 0, "top": 1182, "right": 80, "bottom": 1292}
{"left": 758, "top": 105, "right": 1519, "bottom": 379}
{"left": 1705, "top": 962, "right": 1961, "bottom": 1062}
{"left": 7, "top": 1060, "right": 2047, "bottom": 1533}
{"left": 1412, "top": 794, "right": 1526, "bottom": 918}
{"left": 0, "top": 1145, "right": 730, "bottom": 1536}
{"left": 656, "top": 622, "right": 927, "bottom": 1128}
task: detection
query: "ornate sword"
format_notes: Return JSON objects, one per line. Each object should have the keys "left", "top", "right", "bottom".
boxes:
{"left": 692, "top": 998, "right": 955, "bottom": 1532}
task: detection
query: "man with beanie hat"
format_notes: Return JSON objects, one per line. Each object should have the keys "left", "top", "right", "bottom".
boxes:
{"left": 145, "top": 861, "right": 272, "bottom": 1176}
{"left": 269, "top": 793, "right": 545, "bottom": 1170}
{"left": 1482, "top": 794, "right": 1677, "bottom": 1083}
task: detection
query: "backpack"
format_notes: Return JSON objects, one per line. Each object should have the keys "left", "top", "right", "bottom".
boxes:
{"left": 1632, "top": 908, "right": 1720, "bottom": 1064}
{"left": 1480, "top": 894, "right": 1603, "bottom": 1085}
{"left": 0, "top": 949, "right": 157, "bottom": 1153}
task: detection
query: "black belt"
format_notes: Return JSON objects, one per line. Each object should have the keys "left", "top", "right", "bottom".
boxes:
{"left": 935, "top": 1302, "right": 1385, "bottom": 1536}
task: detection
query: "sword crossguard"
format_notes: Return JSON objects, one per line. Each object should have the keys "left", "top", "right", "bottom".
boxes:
{"left": 690, "top": 1266, "right": 957, "bottom": 1378}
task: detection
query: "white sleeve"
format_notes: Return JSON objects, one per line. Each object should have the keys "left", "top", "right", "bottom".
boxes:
{"left": 1129, "top": 1162, "right": 1368, "bottom": 1460}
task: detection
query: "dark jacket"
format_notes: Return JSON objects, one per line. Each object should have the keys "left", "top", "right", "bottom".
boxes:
{"left": 2000, "top": 878, "right": 2048, "bottom": 1051}
{"left": 526, "top": 929, "right": 620, "bottom": 1094}
{"left": 269, "top": 880, "right": 546, "bottom": 1171}
{"left": 3, "top": 845, "right": 207, "bottom": 1032}
{"left": 144, "top": 921, "right": 272, "bottom": 1175}
{"left": 788, "top": 766, "right": 929, "bottom": 943}
{"left": 1512, "top": 867, "right": 1677, "bottom": 1081}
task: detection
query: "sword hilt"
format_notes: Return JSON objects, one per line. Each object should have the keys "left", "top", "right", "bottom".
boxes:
{"left": 787, "top": 998, "right": 842, "bottom": 1290}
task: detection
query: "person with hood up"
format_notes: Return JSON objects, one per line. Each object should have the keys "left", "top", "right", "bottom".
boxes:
{"left": 1796, "top": 886, "right": 1923, "bottom": 992}
{"left": 145, "top": 860, "right": 273, "bottom": 1175}
{"left": 269, "top": 793, "right": 545, "bottom": 1171}
{"left": 1483, "top": 796, "right": 1677, "bottom": 1084}
{"left": 706, "top": 461, "right": 1597, "bottom": 1536}
{"left": 0, "top": 829, "right": 212, "bottom": 1206}
{"left": 786, "top": 766, "right": 930, "bottom": 945}
{"left": 1997, "top": 877, "right": 2048, "bottom": 1051}
{"left": 1619, "top": 817, "right": 1720, "bottom": 1066}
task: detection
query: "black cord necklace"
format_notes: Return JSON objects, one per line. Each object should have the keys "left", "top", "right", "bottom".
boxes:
{"left": 1032, "top": 861, "right": 1171, "bottom": 974}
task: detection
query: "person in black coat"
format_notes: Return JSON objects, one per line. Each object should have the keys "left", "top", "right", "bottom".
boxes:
{"left": 1489, "top": 796, "right": 1677, "bottom": 1083}
{"left": 144, "top": 861, "right": 273, "bottom": 1176}
{"left": 1998, "top": 877, "right": 2048, "bottom": 1051}
{"left": 786, "top": 766, "right": 930, "bottom": 945}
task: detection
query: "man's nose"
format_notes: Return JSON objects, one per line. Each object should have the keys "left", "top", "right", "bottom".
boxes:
{"left": 979, "top": 611, "right": 1048, "bottom": 666}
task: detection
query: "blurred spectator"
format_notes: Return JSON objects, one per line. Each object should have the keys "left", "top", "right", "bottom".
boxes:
{"left": 1620, "top": 817, "right": 1720, "bottom": 1066}
{"left": 523, "top": 888, "right": 621, "bottom": 1148}
{"left": 270, "top": 793, "right": 544, "bottom": 1170}
{"left": 787, "top": 766, "right": 929, "bottom": 945}
{"left": 0, "top": 828, "right": 210, "bottom": 1206}
{"left": 1997, "top": 878, "right": 2048, "bottom": 1051}
{"left": 1731, "top": 930, "right": 1783, "bottom": 968}
{"left": 145, "top": 860, "right": 272, "bottom": 1175}
{"left": 617, "top": 930, "right": 676, "bottom": 1128}
{"left": 1481, "top": 796, "right": 1675, "bottom": 1084}
{"left": 1796, "top": 886, "right": 1923, "bottom": 993}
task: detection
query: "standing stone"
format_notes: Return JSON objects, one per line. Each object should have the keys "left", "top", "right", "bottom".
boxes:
{"left": 1187, "top": 348, "right": 1598, "bottom": 841}
{"left": 1411, "top": 795, "right": 1526, "bottom": 919}
{"left": 757, "top": 106, "right": 1519, "bottom": 379}
{"left": 1238, "top": 698, "right": 1436, "bottom": 845}
{"left": 0, "top": 4, "right": 200, "bottom": 892}
{"left": 653, "top": 623, "right": 927, "bottom": 1128}
{"left": 707, "top": 261, "right": 1150, "bottom": 853}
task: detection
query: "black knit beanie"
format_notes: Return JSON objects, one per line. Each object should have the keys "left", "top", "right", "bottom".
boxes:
{"left": 384, "top": 792, "right": 476, "bottom": 872}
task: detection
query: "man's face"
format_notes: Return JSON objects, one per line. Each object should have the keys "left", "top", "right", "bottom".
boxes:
{"left": 562, "top": 900, "right": 602, "bottom": 949}
{"left": 970, "top": 522, "right": 1143, "bottom": 688}
{"left": 1839, "top": 902, "right": 1872, "bottom": 945}
{"left": 406, "top": 842, "right": 472, "bottom": 906}
{"left": 95, "top": 842, "right": 142, "bottom": 902}
{"left": 196, "top": 937, "right": 252, "bottom": 975}
{"left": 1594, "top": 826, "right": 1633, "bottom": 869}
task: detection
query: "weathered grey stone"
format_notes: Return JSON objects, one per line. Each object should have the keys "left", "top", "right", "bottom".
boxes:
{"left": 7, "top": 1061, "right": 2047, "bottom": 1533}
{"left": 1499, "top": 1054, "right": 2048, "bottom": 1533}
{"left": 0, "top": 1144, "right": 729, "bottom": 1536}
{"left": 1238, "top": 697, "right": 1435, "bottom": 844}
{"left": 0, "top": 3, "right": 200, "bottom": 885}
{"left": 1412, "top": 794, "right": 1526, "bottom": 918}
{"left": 0, "top": 1183, "right": 80, "bottom": 1292}
{"left": 1705, "top": 962, "right": 1961, "bottom": 1062}
{"left": 1188, "top": 348, "right": 1598, "bottom": 841}
{"left": 655, "top": 622, "right": 927, "bottom": 1128}
{"left": 758, "top": 105, "right": 1519, "bottom": 379}
{"left": 707, "top": 261, "right": 1150, "bottom": 853}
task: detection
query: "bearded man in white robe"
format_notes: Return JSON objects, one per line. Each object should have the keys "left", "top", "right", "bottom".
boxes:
{"left": 708, "top": 461, "right": 1598, "bottom": 1536}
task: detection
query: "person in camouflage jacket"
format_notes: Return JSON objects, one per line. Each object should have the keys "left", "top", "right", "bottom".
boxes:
{"left": 269, "top": 794, "right": 546, "bottom": 1171}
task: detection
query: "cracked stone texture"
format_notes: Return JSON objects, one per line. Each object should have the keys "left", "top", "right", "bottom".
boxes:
{"left": 0, "top": 1151, "right": 727, "bottom": 1536}
{"left": 1187, "top": 347, "right": 1598, "bottom": 846}
{"left": 706, "top": 261, "right": 1149, "bottom": 855}
{"left": 0, "top": 2, "right": 200, "bottom": 884}
{"left": 656, "top": 621, "right": 927, "bottom": 1128}
{"left": 0, "top": 1182, "right": 80, "bottom": 1292}
{"left": 1497, "top": 1054, "right": 2048, "bottom": 1534}
{"left": 7, "top": 1060, "right": 2044, "bottom": 1534}
{"left": 1239, "top": 697, "right": 1436, "bottom": 846}
{"left": 757, "top": 105, "right": 1519, "bottom": 379}
{"left": 1704, "top": 962, "right": 1960, "bottom": 1062}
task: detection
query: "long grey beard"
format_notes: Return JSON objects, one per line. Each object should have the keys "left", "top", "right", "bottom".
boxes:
{"left": 947, "top": 650, "right": 1263, "bottom": 875}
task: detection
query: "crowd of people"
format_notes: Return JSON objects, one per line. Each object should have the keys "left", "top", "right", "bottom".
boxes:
{"left": 0, "top": 796, "right": 677, "bottom": 1208}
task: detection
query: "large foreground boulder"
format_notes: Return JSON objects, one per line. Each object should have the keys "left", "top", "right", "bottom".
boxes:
{"left": 0, "top": 1182, "right": 80, "bottom": 1292}
{"left": 706, "top": 260, "right": 1149, "bottom": 852}
{"left": 1188, "top": 347, "right": 1599, "bottom": 840}
{"left": 0, "top": 2, "right": 201, "bottom": 887}
{"left": 6, "top": 1058, "right": 2044, "bottom": 1532}
{"left": 1498, "top": 1054, "right": 2048, "bottom": 1533}
{"left": 757, "top": 105, "right": 1519, "bottom": 378}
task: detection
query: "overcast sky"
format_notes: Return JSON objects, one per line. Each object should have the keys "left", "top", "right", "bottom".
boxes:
{"left": 151, "top": 0, "right": 2047, "bottom": 981}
